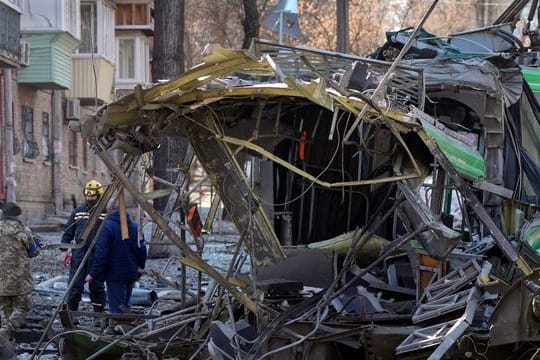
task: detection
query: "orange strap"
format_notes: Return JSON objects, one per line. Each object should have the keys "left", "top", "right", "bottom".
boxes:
{"left": 298, "top": 130, "right": 307, "bottom": 161}
{"left": 187, "top": 204, "right": 203, "bottom": 238}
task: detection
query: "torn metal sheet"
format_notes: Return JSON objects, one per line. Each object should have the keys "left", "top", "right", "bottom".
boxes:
{"left": 59, "top": 6, "right": 540, "bottom": 357}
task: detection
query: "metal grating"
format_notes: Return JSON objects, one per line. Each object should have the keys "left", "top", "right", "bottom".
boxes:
{"left": 422, "top": 258, "right": 482, "bottom": 302}
{"left": 252, "top": 39, "right": 425, "bottom": 111}
{"left": 412, "top": 288, "right": 471, "bottom": 324}
{"left": 395, "top": 319, "right": 459, "bottom": 354}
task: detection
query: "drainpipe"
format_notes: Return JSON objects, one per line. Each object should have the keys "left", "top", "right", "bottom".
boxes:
{"left": 0, "top": 72, "right": 5, "bottom": 202}
{"left": 52, "top": 90, "right": 63, "bottom": 214}
{"left": 3, "top": 69, "right": 15, "bottom": 202}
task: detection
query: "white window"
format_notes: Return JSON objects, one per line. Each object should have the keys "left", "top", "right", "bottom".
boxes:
{"left": 78, "top": 0, "right": 115, "bottom": 60}
{"left": 116, "top": 36, "right": 150, "bottom": 84}
{"left": 119, "top": 38, "right": 135, "bottom": 79}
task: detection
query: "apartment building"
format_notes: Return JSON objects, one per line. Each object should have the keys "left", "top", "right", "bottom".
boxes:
{"left": 0, "top": 0, "right": 153, "bottom": 222}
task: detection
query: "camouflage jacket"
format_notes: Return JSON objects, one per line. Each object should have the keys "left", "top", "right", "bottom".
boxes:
{"left": 0, "top": 218, "right": 38, "bottom": 296}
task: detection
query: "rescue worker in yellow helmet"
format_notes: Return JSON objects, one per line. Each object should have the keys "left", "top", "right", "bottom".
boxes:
{"left": 60, "top": 180, "right": 107, "bottom": 313}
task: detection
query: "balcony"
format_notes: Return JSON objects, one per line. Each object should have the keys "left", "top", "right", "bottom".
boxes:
{"left": 20, "top": 0, "right": 80, "bottom": 39}
{"left": 66, "top": 56, "right": 115, "bottom": 105}
{"left": 17, "top": 32, "right": 79, "bottom": 89}
{"left": 0, "top": 2, "right": 21, "bottom": 68}
{"left": 115, "top": 2, "right": 153, "bottom": 35}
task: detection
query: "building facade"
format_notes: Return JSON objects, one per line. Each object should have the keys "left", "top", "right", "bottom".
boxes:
{"left": 0, "top": 0, "right": 153, "bottom": 222}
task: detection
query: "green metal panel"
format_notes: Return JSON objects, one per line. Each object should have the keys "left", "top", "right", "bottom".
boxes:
{"left": 522, "top": 67, "right": 540, "bottom": 93}
{"left": 420, "top": 119, "right": 486, "bottom": 179}
{"left": 522, "top": 217, "right": 540, "bottom": 251}
{"left": 18, "top": 32, "right": 79, "bottom": 89}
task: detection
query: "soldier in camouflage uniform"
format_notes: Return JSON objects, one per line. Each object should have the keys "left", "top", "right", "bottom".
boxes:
{"left": 0, "top": 202, "right": 40, "bottom": 340}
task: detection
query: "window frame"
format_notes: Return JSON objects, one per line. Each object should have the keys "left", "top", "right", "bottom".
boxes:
{"left": 41, "top": 112, "right": 51, "bottom": 163}
{"left": 76, "top": 0, "right": 115, "bottom": 61}
{"left": 21, "top": 105, "right": 38, "bottom": 160}
{"left": 115, "top": 35, "right": 150, "bottom": 85}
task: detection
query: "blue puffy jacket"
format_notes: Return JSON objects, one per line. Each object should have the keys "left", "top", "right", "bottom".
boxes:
{"left": 89, "top": 210, "right": 147, "bottom": 282}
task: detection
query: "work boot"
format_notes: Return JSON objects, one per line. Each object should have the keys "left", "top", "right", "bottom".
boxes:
{"left": 92, "top": 304, "right": 104, "bottom": 328}
{"left": 67, "top": 304, "right": 79, "bottom": 325}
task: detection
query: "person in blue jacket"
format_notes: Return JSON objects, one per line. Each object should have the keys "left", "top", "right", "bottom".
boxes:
{"left": 61, "top": 180, "right": 107, "bottom": 312}
{"left": 85, "top": 206, "right": 147, "bottom": 313}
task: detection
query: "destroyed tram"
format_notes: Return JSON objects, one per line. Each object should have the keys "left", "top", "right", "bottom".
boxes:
{"left": 52, "top": 0, "right": 540, "bottom": 358}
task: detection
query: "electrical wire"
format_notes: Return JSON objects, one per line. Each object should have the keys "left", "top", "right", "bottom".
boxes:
{"left": 256, "top": 306, "right": 329, "bottom": 360}
{"left": 257, "top": 108, "right": 346, "bottom": 208}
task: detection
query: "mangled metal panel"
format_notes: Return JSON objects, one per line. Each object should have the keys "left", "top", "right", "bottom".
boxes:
{"left": 70, "top": 24, "right": 540, "bottom": 360}
{"left": 253, "top": 39, "right": 426, "bottom": 111}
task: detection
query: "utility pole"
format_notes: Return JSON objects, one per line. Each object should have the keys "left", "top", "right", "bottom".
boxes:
{"left": 337, "top": 0, "right": 349, "bottom": 53}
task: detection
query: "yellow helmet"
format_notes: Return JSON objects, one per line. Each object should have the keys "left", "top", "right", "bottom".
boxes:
{"left": 84, "top": 180, "right": 104, "bottom": 196}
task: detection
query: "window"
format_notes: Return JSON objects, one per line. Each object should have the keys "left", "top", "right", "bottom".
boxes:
{"left": 118, "top": 38, "right": 135, "bottom": 79}
{"left": 22, "top": 105, "right": 38, "bottom": 159}
{"left": 80, "top": 2, "right": 97, "bottom": 53}
{"left": 116, "top": 36, "right": 150, "bottom": 84}
{"left": 42, "top": 112, "right": 51, "bottom": 162}
{"left": 68, "top": 131, "right": 78, "bottom": 166}
{"left": 78, "top": 1, "right": 114, "bottom": 59}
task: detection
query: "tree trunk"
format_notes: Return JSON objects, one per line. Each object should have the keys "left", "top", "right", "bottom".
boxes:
{"left": 152, "top": 0, "right": 186, "bottom": 212}
{"left": 150, "top": 0, "right": 190, "bottom": 258}
{"left": 242, "top": 0, "right": 259, "bottom": 49}
{"left": 152, "top": 0, "right": 185, "bottom": 81}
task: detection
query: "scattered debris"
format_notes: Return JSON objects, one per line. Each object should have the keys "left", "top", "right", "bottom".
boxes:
{"left": 19, "top": 0, "right": 540, "bottom": 358}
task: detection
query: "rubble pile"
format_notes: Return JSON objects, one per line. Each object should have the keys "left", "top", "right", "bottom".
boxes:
{"left": 12, "top": 1, "right": 540, "bottom": 358}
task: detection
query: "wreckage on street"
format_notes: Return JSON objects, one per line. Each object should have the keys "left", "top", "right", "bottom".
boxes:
{"left": 34, "top": 1, "right": 540, "bottom": 358}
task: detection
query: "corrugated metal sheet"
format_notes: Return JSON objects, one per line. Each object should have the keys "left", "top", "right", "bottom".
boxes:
{"left": 66, "top": 57, "right": 115, "bottom": 104}
{"left": 18, "top": 32, "right": 79, "bottom": 89}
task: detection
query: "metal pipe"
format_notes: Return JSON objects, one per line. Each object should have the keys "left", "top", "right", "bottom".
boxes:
{"left": 3, "top": 69, "right": 15, "bottom": 202}
{"left": 52, "top": 90, "right": 63, "bottom": 213}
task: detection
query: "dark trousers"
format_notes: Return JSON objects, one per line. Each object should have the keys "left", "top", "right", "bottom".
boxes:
{"left": 106, "top": 280, "right": 135, "bottom": 313}
{"left": 67, "top": 253, "right": 106, "bottom": 311}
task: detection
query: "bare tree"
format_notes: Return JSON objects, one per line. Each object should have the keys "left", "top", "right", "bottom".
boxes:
{"left": 242, "top": 0, "right": 260, "bottom": 49}
{"left": 152, "top": 0, "right": 185, "bottom": 81}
